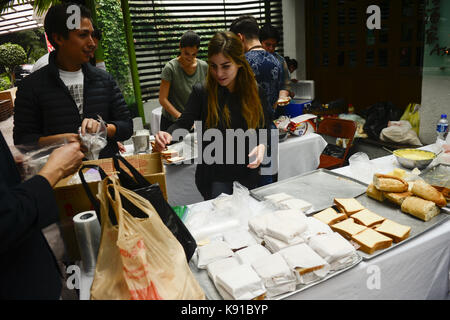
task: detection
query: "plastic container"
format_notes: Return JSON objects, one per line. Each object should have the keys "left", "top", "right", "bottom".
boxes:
{"left": 291, "top": 80, "right": 315, "bottom": 100}
{"left": 283, "top": 99, "right": 312, "bottom": 118}
{"left": 436, "top": 114, "right": 448, "bottom": 140}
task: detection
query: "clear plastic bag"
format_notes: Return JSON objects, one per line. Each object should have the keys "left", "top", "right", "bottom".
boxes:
{"left": 79, "top": 115, "right": 107, "bottom": 160}
{"left": 348, "top": 152, "right": 376, "bottom": 184}
{"left": 18, "top": 142, "right": 66, "bottom": 181}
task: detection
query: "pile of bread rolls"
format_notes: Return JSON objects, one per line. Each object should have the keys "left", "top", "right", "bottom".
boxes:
{"left": 367, "top": 173, "right": 447, "bottom": 221}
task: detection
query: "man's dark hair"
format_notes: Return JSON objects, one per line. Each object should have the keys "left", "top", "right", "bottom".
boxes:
{"left": 285, "top": 56, "right": 298, "bottom": 70}
{"left": 180, "top": 30, "right": 201, "bottom": 48}
{"left": 44, "top": 3, "right": 92, "bottom": 50}
{"left": 229, "top": 15, "right": 260, "bottom": 40}
{"left": 259, "top": 24, "right": 280, "bottom": 42}
{"left": 93, "top": 27, "right": 102, "bottom": 41}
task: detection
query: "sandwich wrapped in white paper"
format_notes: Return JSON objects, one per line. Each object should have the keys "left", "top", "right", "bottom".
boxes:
{"left": 235, "top": 244, "right": 271, "bottom": 265}
{"left": 222, "top": 228, "right": 257, "bottom": 251}
{"left": 206, "top": 257, "right": 241, "bottom": 284}
{"left": 248, "top": 212, "right": 272, "bottom": 238}
{"left": 251, "top": 253, "right": 297, "bottom": 297}
{"left": 265, "top": 210, "right": 308, "bottom": 243}
{"left": 263, "top": 234, "right": 304, "bottom": 253}
{"left": 197, "top": 240, "right": 234, "bottom": 269}
{"left": 215, "top": 264, "right": 266, "bottom": 300}
{"left": 264, "top": 192, "right": 293, "bottom": 203}
{"left": 279, "top": 243, "right": 330, "bottom": 284}
{"left": 308, "top": 232, "right": 357, "bottom": 271}
{"left": 278, "top": 198, "right": 313, "bottom": 213}
{"left": 301, "top": 217, "right": 333, "bottom": 242}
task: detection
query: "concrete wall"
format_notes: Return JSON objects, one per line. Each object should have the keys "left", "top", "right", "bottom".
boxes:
{"left": 282, "top": 0, "right": 306, "bottom": 80}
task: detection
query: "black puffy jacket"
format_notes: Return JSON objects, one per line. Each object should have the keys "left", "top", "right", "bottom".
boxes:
{"left": 13, "top": 51, "right": 133, "bottom": 158}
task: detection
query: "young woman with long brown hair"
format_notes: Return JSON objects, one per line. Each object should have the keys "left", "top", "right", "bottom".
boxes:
{"left": 155, "top": 31, "right": 272, "bottom": 200}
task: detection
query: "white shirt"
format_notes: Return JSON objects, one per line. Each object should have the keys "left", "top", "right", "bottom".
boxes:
{"left": 58, "top": 68, "right": 84, "bottom": 116}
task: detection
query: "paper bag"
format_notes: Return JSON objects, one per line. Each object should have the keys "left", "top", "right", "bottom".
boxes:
{"left": 90, "top": 177, "right": 205, "bottom": 300}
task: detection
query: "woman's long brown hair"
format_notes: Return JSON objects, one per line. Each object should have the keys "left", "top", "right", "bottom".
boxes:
{"left": 206, "top": 31, "right": 264, "bottom": 129}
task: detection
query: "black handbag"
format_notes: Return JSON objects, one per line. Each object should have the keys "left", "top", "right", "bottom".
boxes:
{"left": 111, "top": 155, "right": 197, "bottom": 261}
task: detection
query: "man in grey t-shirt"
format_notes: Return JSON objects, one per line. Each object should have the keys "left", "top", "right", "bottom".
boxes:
{"left": 159, "top": 31, "right": 208, "bottom": 131}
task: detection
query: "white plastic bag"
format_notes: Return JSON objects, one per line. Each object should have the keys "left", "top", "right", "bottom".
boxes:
{"left": 380, "top": 120, "right": 422, "bottom": 146}
{"left": 348, "top": 152, "right": 376, "bottom": 184}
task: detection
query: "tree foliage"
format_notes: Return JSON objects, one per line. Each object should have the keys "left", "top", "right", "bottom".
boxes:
{"left": 95, "top": 0, "right": 134, "bottom": 104}
{"left": 0, "top": 43, "right": 27, "bottom": 83}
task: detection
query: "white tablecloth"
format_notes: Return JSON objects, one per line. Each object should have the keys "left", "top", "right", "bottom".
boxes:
{"left": 165, "top": 133, "right": 327, "bottom": 206}
{"left": 150, "top": 107, "right": 162, "bottom": 135}
{"left": 79, "top": 144, "right": 450, "bottom": 300}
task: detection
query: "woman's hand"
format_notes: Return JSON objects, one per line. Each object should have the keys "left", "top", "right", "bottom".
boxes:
{"left": 154, "top": 131, "right": 172, "bottom": 152}
{"left": 247, "top": 144, "right": 266, "bottom": 169}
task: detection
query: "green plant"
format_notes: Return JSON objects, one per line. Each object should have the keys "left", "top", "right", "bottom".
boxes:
{"left": 0, "top": 74, "right": 11, "bottom": 91}
{"left": 96, "top": 0, "right": 134, "bottom": 105}
{"left": 0, "top": 43, "right": 27, "bottom": 85}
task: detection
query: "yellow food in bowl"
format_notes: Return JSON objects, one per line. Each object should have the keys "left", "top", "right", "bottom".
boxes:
{"left": 393, "top": 149, "right": 436, "bottom": 161}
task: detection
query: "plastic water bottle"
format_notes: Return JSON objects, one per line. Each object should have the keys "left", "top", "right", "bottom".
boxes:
{"left": 437, "top": 114, "right": 448, "bottom": 140}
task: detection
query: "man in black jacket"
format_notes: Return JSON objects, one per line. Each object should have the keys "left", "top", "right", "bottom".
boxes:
{"left": 13, "top": 3, "right": 133, "bottom": 158}
{"left": 0, "top": 131, "right": 84, "bottom": 299}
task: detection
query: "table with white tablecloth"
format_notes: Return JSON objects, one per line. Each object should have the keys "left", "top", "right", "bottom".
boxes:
{"left": 165, "top": 133, "right": 327, "bottom": 206}
{"left": 79, "top": 143, "right": 450, "bottom": 300}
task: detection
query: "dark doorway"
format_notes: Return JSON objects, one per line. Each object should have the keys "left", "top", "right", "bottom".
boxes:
{"left": 305, "top": 0, "right": 425, "bottom": 113}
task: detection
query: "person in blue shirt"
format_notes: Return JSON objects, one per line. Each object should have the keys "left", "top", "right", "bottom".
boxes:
{"left": 230, "top": 15, "right": 288, "bottom": 186}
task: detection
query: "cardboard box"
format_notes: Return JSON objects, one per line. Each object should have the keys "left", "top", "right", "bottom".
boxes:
{"left": 53, "top": 153, "right": 166, "bottom": 260}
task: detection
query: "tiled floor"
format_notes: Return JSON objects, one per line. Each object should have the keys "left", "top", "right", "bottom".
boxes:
{"left": 1, "top": 115, "right": 78, "bottom": 299}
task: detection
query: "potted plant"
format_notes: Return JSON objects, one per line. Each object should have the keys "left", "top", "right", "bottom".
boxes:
{"left": 0, "top": 42, "right": 27, "bottom": 87}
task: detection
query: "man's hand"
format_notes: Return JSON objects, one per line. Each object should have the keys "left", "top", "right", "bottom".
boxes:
{"left": 38, "top": 133, "right": 80, "bottom": 147}
{"left": 38, "top": 142, "right": 85, "bottom": 187}
{"left": 154, "top": 131, "right": 172, "bottom": 152}
{"left": 81, "top": 118, "right": 101, "bottom": 134}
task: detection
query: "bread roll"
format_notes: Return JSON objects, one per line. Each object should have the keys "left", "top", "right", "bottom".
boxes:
{"left": 366, "top": 184, "right": 385, "bottom": 202}
{"left": 411, "top": 180, "right": 447, "bottom": 207}
{"left": 400, "top": 196, "right": 441, "bottom": 222}
{"left": 384, "top": 191, "right": 413, "bottom": 206}
{"left": 373, "top": 174, "right": 408, "bottom": 192}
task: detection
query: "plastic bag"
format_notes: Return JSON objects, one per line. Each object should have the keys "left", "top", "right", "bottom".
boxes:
{"left": 348, "top": 152, "right": 376, "bottom": 185}
{"left": 18, "top": 142, "right": 66, "bottom": 180}
{"left": 79, "top": 115, "right": 107, "bottom": 160}
{"left": 380, "top": 120, "right": 422, "bottom": 146}
{"left": 400, "top": 103, "right": 421, "bottom": 135}
{"left": 90, "top": 176, "right": 205, "bottom": 300}
{"left": 361, "top": 102, "right": 402, "bottom": 140}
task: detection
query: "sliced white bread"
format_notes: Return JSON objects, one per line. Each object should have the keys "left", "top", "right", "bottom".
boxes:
{"left": 330, "top": 218, "right": 367, "bottom": 240}
{"left": 374, "top": 219, "right": 411, "bottom": 243}
{"left": 350, "top": 209, "right": 386, "bottom": 227}
{"left": 312, "top": 207, "right": 347, "bottom": 225}
{"left": 351, "top": 228, "right": 393, "bottom": 254}
{"left": 333, "top": 198, "right": 365, "bottom": 215}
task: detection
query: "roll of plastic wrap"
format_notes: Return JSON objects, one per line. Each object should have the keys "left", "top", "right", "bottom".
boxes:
{"left": 73, "top": 210, "right": 101, "bottom": 275}
{"left": 190, "top": 219, "right": 240, "bottom": 242}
